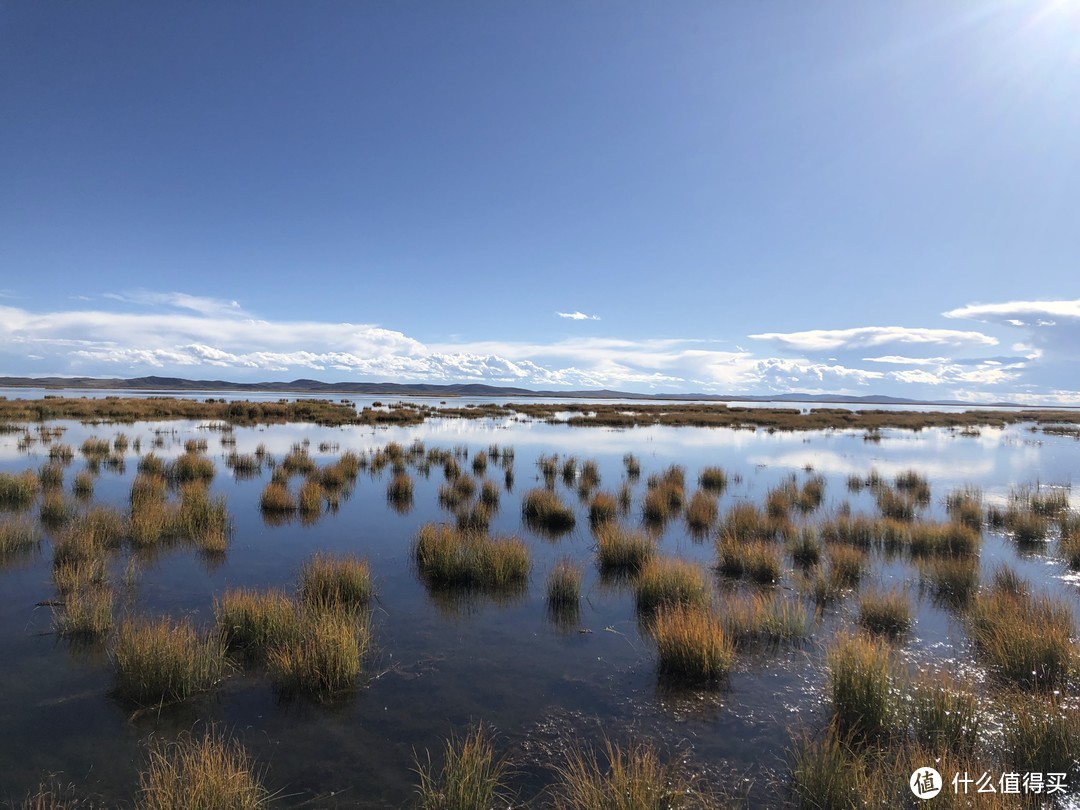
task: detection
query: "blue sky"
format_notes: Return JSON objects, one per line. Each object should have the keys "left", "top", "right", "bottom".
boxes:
{"left": 1, "top": 1, "right": 1078, "bottom": 402}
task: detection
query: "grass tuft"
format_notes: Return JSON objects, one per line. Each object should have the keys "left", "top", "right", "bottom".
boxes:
{"left": 414, "top": 524, "right": 530, "bottom": 592}
{"left": 651, "top": 604, "right": 734, "bottom": 683}
{"left": 113, "top": 617, "right": 230, "bottom": 706}
{"left": 522, "top": 488, "right": 576, "bottom": 533}
{"left": 634, "top": 558, "right": 708, "bottom": 614}
{"left": 414, "top": 723, "right": 511, "bottom": 810}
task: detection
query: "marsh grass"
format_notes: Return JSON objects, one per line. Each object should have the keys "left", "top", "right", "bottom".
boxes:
{"left": 908, "top": 673, "right": 980, "bottom": 756}
{"left": 743, "top": 540, "right": 783, "bottom": 584}
{"left": 650, "top": 604, "right": 734, "bottom": 683}
{"left": 455, "top": 502, "right": 492, "bottom": 533}
{"left": 786, "top": 528, "right": 821, "bottom": 567}
{"left": 72, "top": 471, "right": 94, "bottom": 499}
{"left": 907, "top": 521, "right": 980, "bottom": 557}
{"left": 39, "top": 462, "right": 65, "bottom": 490}
{"left": 54, "top": 585, "right": 114, "bottom": 636}
{"left": 479, "top": 479, "right": 500, "bottom": 508}
{"left": 698, "top": 466, "right": 727, "bottom": 493}
{"left": 916, "top": 555, "right": 979, "bottom": 607}
{"left": 1060, "top": 513, "right": 1080, "bottom": 568}
{"left": 966, "top": 580, "right": 1077, "bottom": 689}
{"left": 0, "top": 517, "right": 38, "bottom": 557}
{"left": 259, "top": 481, "right": 296, "bottom": 515}
{"left": 552, "top": 737, "right": 711, "bottom": 810}
{"left": 299, "top": 553, "right": 372, "bottom": 611}
{"left": 788, "top": 727, "right": 884, "bottom": 810}
{"left": 721, "top": 592, "right": 809, "bottom": 645}
{"left": 215, "top": 588, "right": 300, "bottom": 659}
{"left": 827, "top": 632, "right": 898, "bottom": 741}
{"left": 1004, "top": 693, "right": 1080, "bottom": 778}
{"left": 414, "top": 724, "right": 511, "bottom": 810}
{"left": 39, "top": 491, "right": 75, "bottom": 528}
{"left": 386, "top": 472, "right": 414, "bottom": 506}
{"left": 138, "top": 726, "right": 270, "bottom": 810}
{"left": 522, "top": 488, "right": 576, "bottom": 533}
{"left": 826, "top": 544, "right": 867, "bottom": 588}
{"left": 684, "top": 490, "right": 718, "bottom": 532}
{"left": 588, "top": 492, "right": 617, "bottom": 526}
{"left": 595, "top": 524, "right": 655, "bottom": 575}
{"left": 945, "top": 486, "right": 983, "bottom": 530}
{"left": 166, "top": 452, "right": 215, "bottom": 484}
{"left": 721, "top": 502, "right": 773, "bottom": 542}
{"left": 113, "top": 617, "right": 230, "bottom": 706}
{"left": 0, "top": 469, "right": 38, "bottom": 510}
{"left": 857, "top": 589, "right": 911, "bottom": 637}
{"left": 641, "top": 487, "right": 674, "bottom": 524}
{"left": 173, "top": 485, "right": 229, "bottom": 552}
{"left": 547, "top": 558, "right": 583, "bottom": 610}
{"left": 414, "top": 524, "right": 530, "bottom": 592}
{"left": 623, "top": 453, "right": 641, "bottom": 479}
{"left": 634, "top": 558, "right": 708, "bottom": 614}
{"left": 267, "top": 607, "right": 369, "bottom": 698}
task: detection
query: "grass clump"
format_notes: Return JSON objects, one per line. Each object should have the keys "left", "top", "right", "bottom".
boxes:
{"left": 259, "top": 481, "right": 296, "bottom": 515}
{"left": 54, "top": 586, "right": 114, "bottom": 636}
{"left": 166, "top": 451, "right": 215, "bottom": 484}
{"left": 684, "top": 490, "right": 718, "bottom": 532}
{"left": 138, "top": 726, "right": 270, "bottom": 810}
{"left": 299, "top": 553, "right": 372, "bottom": 611}
{"left": 826, "top": 544, "right": 867, "bottom": 587}
{"left": 787, "top": 528, "right": 821, "bottom": 567}
{"left": 39, "top": 492, "right": 75, "bottom": 528}
{"left": 414, "top": 723, "right": 511, "bottom": 810}
{"left": 547, "top": 558, "right": 583, "bottom": 611}
{"left": 907, "top": 521, "right": 980, "bottom": 556}
{"left": 215, "top": 588, "right": 299, "bottom": 659}
{"left": 721, "top": 592, "right": 809, "bottom": 645}
{"left": 552, "top": 737, "right": 710, "bottom": 810}
{"left": 634, "top": 558, "right": 708, "bottom": 614}
{"left": 0, "top": 518, "right": 38, "bottom": 558}
{"left": 386, "top": 472, "right": 414, "bottom": 505}
{"left": 908, "top": 673, "right": 980, "bottom": 756}
{"left": 172, "top": 485, "right": 229, "bottom": 552}
{"left": 698, "top": 466, "right": 727, "bottom": 493}
{"left": 827, "top": 632, "right": 898, "bottom": 741}
{"left": 413, "top": 524, "right": 530, "bottom": 592}
{"left": 1004, "top": 693, "right": 1080, "bottom": 778}
{"left": 0, "top": 469, "right": 39, "bottom": 510}
{"left": 72, "top": 470, "right": 95, "bottom": 498}
{"left": 588, "top": 492, "right": 617, "bottom": 526}
{"left": 522, "top": 488, "right": 576, "bottom": 533}
{"left": 916, "top": 555, "right": 979, "bottom": 607}
{"left": 857, "top": 589, "right": 911, "bottom": 637}
{"left": 595, "top": 524, "right": 655, "bottom": 575}
{"left": 743, "top": 540, "right": 783, "bottom": 584}
{"left": 789, "top": 727, "right": 883, "bottom": 810}
{"left": 112, "top": 617, "right": 230, "bottom": 706}
{"left": 966, "top": 575, "right": 1078, "bottom": 689}
{"left": 651, "top": 604, "right": 734, "bottom": 683}
{"left": 267, "top": 607, "right": 369, "bottom": 698}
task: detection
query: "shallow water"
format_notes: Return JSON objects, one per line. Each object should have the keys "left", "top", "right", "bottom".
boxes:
{"left": 0, "top": 409, "right": 1078, "bottom": 806}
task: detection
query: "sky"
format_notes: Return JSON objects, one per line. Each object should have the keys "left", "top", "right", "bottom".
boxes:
{"left": 1, "top": 1, "right": 1078, "bottom": 403}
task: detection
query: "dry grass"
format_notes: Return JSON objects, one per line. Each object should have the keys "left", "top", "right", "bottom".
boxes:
{"left": 0, "top": 517, "right": 38, "bottom": 557}
{"left": 522, "top": 488, "right": 576, "bottom": 533}
{"left": 112, "top": 617, "right": 230, "bottom": 706}
{"left": 588, "top": 492, "right": 618, "bottom": 526}
{"left": 259, "top": 481, "right": 297, "bottom": 515}
{"left": 414, "top": 724, "right": 511, "bottom": 810}
{"left": 547, "top": 558, "right": 583, "bottom": 610}
{"left": 721, "top": 592, "right": 809, "bottom": 645}
{"left": 634, "top": 558, "right": 708, "bottom": 614}
{"left": 595, "top": 524, "right": 655, "bottom": 575}
{"left": 299, "top": 553, "right": 372, "bottom": 611}
{"left": 827, "top": 632, "right": 898, "bottom": 741}
{"left": 651, "top": 604, "right": 735, "bottom": 683}
{"left": 0, "top": 469, "right": 39, "bottom": 510}
{"left": 138, "top": 726, "right": 269, "bottom": 810}
{"left": 684, "top": 490, "right": 718, "bottom": 532}
{"left": 857, "top": 589, "right": 911, "bottom": 637}
{"left": 413, "top": 524, "right": 530, "bottom": 592}
{"left": 54, "top": 585, "right": 114, "bottom": 636}
{"left": 267, "top": 607, "right": 369, "bottom": 698}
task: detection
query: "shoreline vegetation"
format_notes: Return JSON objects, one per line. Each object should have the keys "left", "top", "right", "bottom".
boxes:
{"left": 2, "top": 395, "right": 1080, "bottom": 431}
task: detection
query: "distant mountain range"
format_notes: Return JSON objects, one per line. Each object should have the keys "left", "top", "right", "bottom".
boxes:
{"left": 0, "top": 375, "right": 1031, "bottom": 408}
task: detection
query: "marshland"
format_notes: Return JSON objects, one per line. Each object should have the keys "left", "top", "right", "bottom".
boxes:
{"left": 2, "top": 391, "right": 1080, "bottom": 808}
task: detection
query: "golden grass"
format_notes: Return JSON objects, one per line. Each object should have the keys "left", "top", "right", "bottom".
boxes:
{"left": 588, "top": 492, "right": 617, "bottom": 526}
{"left": 0, "top": 517, "right": 38, "bottom": 557}
{"left": 522, "top": 488, "right": 576, "bottom": 532}
{"left": 137, "top": 726, "right": 269, "bottom": 810}
{"left": 267, "top": 607, "right": 369, "bottom": 698}
{"left": 215, "top": 588, "right": 300, "bottom": 659}
{"left": 857, "top": 588, "right": 911, "bottom": 636}
{"left": 0, "top": 469, "right": 39, "bottom": 510}
{"left": 651, "top": 604, "right": 735, "bottom": 683}
{"left": 684, "top": 490, "right": 718, "bottom": 532}
{"left": 413, "top": 524, "right": 530, "bottom": 591}
{"left": 547, "top": 557, "right": 583, "bottom": 610}
{"left": 386, "top": 472, "right": 414, "bottom": 504}
{"left": 721, "top": 592, "right": 809, "bottom": 645}
{"left": 298, "top": 553, "right": 372, "bottom": 611}
{"left": 113, "top": 617, "right": 230, "bottom": 705}
{"left": 54, "top": 585, "right": 114, "bottom": 636}
{"left": 259, "top": 481, "right": 296, "bottom": 514}
{"left": 595, "top": 523, "right": 655, "bottom": 575}
{"left": 414, "top": 723, "right": 511, "bottom": 810}
{"left": 827, "top": 632, "right": 898, "bottom": 741}
{"left": 634, "top": 558, "right": 708, "bottom": 614}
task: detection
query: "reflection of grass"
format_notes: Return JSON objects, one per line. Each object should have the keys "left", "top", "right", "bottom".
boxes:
{"left": 139, "top": 726, "right": 270, "bottom": 809}
{"left": 113, "top": 617, "right": 230, "bottom": 706}
{"left": 415, "top": 724, "right": 511, "bottom": 810}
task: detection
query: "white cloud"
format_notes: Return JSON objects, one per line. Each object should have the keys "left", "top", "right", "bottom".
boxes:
{"left": 748, "top": 326, "right": 997, "bottom": 352}
{"left": 944, "top": 299, "right": 1080, "bottom": 325}
{"left": 557, "top": 311, "right": 601, "bottom": 321}
{"left": 862, "top": 355, "right": 949, "bottom": 366}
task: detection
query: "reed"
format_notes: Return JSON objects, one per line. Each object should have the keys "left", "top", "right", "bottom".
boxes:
{"left": 595, "top": 523, "right": 655, "bottom": 574}
{"left": 138, "top": 726, "right": 269, "bottom": 810}
{"left": 634, "top": 558, "right": 708, "bottom": 614}
{"left": 112, "top": 617, "right": 230, "bottom": 705}
{"left": 414, "top": 724, "right": 511, "bottom": 810}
